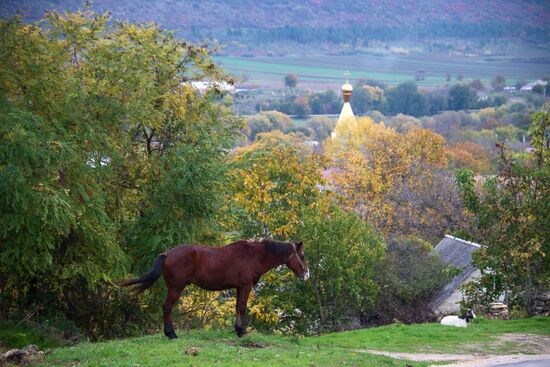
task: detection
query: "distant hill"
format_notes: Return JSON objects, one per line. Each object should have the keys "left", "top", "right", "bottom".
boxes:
{"left": 2, "top": 0, "right": 549, "bottom": 48}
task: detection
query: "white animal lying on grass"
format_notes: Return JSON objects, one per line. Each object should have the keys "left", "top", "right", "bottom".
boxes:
{"left": 440, "top": 309, "right": 476, "bottom": 327}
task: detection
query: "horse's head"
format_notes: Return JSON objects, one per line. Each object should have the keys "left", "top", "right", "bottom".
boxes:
{"left": 286, "top": 241, "right": 309, "bottom": 281}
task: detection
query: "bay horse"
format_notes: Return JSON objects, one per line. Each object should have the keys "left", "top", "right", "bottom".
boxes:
{"left": 121, "top": 239, "right": 309, "bottom": 338}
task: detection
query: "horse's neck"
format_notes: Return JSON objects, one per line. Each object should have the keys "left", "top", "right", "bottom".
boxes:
{"left": 257, "top": 247, "right": 289, "bottom": 273}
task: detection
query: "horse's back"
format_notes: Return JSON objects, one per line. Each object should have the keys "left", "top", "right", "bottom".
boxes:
{"left": 162, "top": 241, "right": 260, "bottom": 290}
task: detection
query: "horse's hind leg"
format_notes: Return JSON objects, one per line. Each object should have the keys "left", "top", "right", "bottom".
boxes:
{"left": 235, "top": 284, "right": 252, "bottom": 337}
{"left": 163, "top": 285, "right": 185, "bottom": 339}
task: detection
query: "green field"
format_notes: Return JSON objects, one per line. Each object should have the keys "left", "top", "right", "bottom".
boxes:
{"left": 39, "top": 317, "right": 550, "bottom": 367}
{"left": 216, "top": 53, "right": 550, "bottom": 89}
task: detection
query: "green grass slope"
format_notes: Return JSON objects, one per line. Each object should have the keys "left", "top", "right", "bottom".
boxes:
{"left": 43, "top": 317, "right": 549, "bottom": 367}
{"left": 44, "top": 331, "right": 429, "bottom": 367}
{"left": 308, "top": 317, "right": 550, "bottom": 353}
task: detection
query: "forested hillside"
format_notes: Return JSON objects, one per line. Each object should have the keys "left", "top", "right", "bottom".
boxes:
{"left": 2, "top": 0, "right": 549, "bottom": 46}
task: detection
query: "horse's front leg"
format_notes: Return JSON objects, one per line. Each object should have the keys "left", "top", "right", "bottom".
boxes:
{"left": 235, "top": 284, "right": 252, "bottom": 337}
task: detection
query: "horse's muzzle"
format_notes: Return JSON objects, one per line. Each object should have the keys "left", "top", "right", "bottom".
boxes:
{"left": 300, "top": 269, "right": 310, "bottom": 281}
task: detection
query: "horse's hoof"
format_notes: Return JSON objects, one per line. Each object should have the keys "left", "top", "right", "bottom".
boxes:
{"left": 235, "top": 327, "right": 247, "bottom": 337}
{"left": 166, "top": 331, "right": 178, "bottom": 339}
{"left": 164, "top": 326, "right": 178, "bottom": 339}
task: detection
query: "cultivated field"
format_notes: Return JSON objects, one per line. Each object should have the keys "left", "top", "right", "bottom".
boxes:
{"left": 216, "top": 53, "right": 550, "bottom": 90}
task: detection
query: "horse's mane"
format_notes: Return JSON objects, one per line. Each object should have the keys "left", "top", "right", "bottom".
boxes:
{"left": 261, "top": 239, "right": 294, "bottom": 257}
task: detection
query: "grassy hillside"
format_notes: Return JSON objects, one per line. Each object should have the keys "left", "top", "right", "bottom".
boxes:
{"left": 42, "top": 317, "right": 550, "bottom": 367}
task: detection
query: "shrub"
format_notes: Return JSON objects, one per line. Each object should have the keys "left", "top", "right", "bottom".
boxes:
{"left": 365, "top": 236, "right": 452, "bottom": 325}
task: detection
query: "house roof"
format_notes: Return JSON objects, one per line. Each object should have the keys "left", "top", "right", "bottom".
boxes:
{"left": 520, "top": 79, "right": 548, "bottom": 91}
{"left": 429, "top": 235, "right": 481, "bottom": 311}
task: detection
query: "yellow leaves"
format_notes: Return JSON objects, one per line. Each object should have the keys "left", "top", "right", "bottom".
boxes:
{"left": 176, "top": 288, "right": 236, "bottom": 329}
{"left": 229, "top": 133, "right": 324, "bottom": 237}
{"left": 326, "top": 116, "right": 457, "bottom": 238}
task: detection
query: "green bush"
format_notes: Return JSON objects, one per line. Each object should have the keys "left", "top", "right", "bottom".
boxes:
{"left": 366, "top": 236, "right": 452, "bottom": 325}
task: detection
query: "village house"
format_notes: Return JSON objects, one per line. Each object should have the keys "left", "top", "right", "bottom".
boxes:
{"left": 430, "top": 235, "right": 481, "bottom": 315}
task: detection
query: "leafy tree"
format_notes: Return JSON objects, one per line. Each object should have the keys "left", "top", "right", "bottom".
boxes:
{"left": 229, "top": 131, "right": 323, "bottom": 238}
{"left": 326, "top": 117, "right": 467, "bottom": 243}
{"left": 446, "top": 141, "right": 493, "bottom": 174}
{"left": 469, "top": 79, "right": 485, "bottom": 91}
{"left": 387, "top": 114, "right": 421, "bottom": 133}
{"left": 448, "top": 84, "right": 477, "bottom": 111}
{"left": 368, "top": 236, "right": 451, "bottom": 325}
{"left": 306, "top": 116, "right": 336, "bottom": 141}
{"left": 291, "top": 95, "right": 311, "bottom": 116}
{"left": 287, "top": 205, "right": 385, "bottom": 333}
{"left": 351, "top": 85, "right": 387, "bottom": 115}
{"left": 426, "top": 91, "right": 448, "bottom": 114}
{"left": 457, "top": 112, "right": 550, "bottom": 315}
{"left": 247, "top": 111, "right": 294, "bottom": 140}
{"left": 491, "top": 74, "right": 507, "bottom": 92}
{"left": 386, "top": 81, "right": 429, "bottom": 117}
{"left": 0, "top": 9, "right": 242, "bottom": 337}
{"left": 350, "top": 86, "right": 373, "bottom": 115}
{"left": 309, "top": 90, "right": 340, "bottom": 114}
{"left": 356, "top": 78, "right": 386, "bottom": 89}
{"left": 532, "top": 84, "right": 545, "bottom": 95}
{"left": 284, "top": 73, "right": 298, "bottom": 89}
{"left": 515, "top": 79, "right": 527, "bottom": 90}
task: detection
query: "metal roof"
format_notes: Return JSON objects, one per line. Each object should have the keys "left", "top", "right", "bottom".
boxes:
{"left": 429, "top": 235, "right": 481, "bottom": 311}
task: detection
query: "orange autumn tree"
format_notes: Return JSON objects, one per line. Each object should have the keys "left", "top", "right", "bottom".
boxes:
{"left": 326, "top": 116, "right": 467, "bottom": 242}
{"left": 446, "top": 141, "right": 493, "bottom": 174}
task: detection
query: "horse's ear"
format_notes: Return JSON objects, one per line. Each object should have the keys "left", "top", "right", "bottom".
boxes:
{"left": 296, "top": 241, "right": 303, "bottom": 250}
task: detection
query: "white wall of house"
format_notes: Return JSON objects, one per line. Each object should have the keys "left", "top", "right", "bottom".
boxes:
{"left": 434, "top": 269, "right": 481, "bottom": 315}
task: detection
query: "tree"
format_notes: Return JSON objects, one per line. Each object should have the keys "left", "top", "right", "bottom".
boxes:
{"left": 388, "top": 114, "right": 421, "bottom": 133}
{"left": 326, "top": 117, "right": 467, "bottom": 243}
{"left": 448, "top": 84, "right": 477, "bottom": 111}
{"left": 427, "top": 91, "right": 449, "bottom": 114}
{"left": 368, "top": 236, "right": 452, "bottom": 325}
{"left": 515, "top": 79, "right": 527, "bottom": 90}
{"left": 287, "top": 205, "right": 385, "bottom": 333}
{"left": 0, "top": 10, "right": 242, "bottom": 338}
{"left": 247, "top": 111, "right": 294, "bottom": 140}
{"left": 350, "top": 86, "right": 373, "bottom": 115}
{"left": 309, "top": 90, "right": 340, "bottom": 114}
{"left": 386, "top": 81, "right": 429, "bottom": 117}
{"left": 307, "top": 116, "right": 336, "bottom": 141}
{"left": 446, "top": 141, "right": 492, "bottom": 174}
{"left": 351, "top": 85, "right": 387, "bottom": 115}
{"left": 284, "top": 73, "right": 298, "bottom": 89}
{"left": 291, "top": 95, "right": 311, "bottom": 116}
{"left": 457, "top": 112, "right": 550, "bottom": 315}
{"left": 491, "top": 75, "right": 507, "bottom": 92}
{"left": 229, "top": 131, "right": 323, "bottom": 238}
{"left": 469, "top": 79, "right": 485, "bottom": 91}
{"left": 532, "top": 85, "right": 545, "bottom": 95}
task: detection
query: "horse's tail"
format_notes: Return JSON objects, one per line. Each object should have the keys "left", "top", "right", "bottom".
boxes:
{"left": 120, "top": 253, "right": 167, "bottom": 293}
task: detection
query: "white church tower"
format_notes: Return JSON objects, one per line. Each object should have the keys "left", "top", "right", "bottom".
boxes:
{"left": 332, "top": 71, "right": 356, "bottom": 139}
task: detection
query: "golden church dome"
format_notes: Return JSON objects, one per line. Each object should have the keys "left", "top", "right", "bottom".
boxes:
{"left": 341, "top": 82, "right": 353, "bottom": 92}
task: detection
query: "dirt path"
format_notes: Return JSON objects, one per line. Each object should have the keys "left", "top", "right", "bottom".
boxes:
{"left": 361, "top": 350, "right": 550, "bottom": 366}
{"left": 359, "top": 333, "right": 550, "bottom": 366}
{"left": 360, "top": 349, "right": 473, "bottom": 361}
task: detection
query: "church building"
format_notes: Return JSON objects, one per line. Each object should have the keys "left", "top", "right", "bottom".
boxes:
{"left": 331, "top": 72, "right": 356, "bottom": 139}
